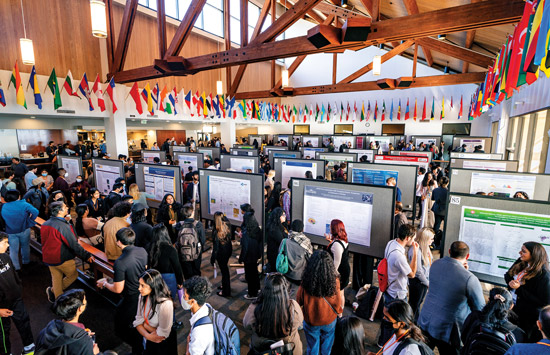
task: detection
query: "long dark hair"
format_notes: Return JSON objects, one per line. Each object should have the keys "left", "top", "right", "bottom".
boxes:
{"left": 149, "top": 224, "right": 173, "bottom": 269}
{"left": 421, "top": 172, "right": 433, "bottom": 188}
{"left": 253, "top": 273, "right": 292, "bottom": 338}
{"left": 508, "top": 241, "right": 549, "bottom": 281}
{"left": 159, "top": 193, "right": 175, "bottom": 208}
{"left": 139, "top": 269, "right": 171, "bottom": 318}
{"left": 301, "top": 250, "right": 337, "bottom": 297}
{"left": 75, "top": 204, "right": 88, "bottom": 237}
{"left": 241, "top": 204, "right": 260, "bottom": 236}
{"left": 332, "top": 317, "right": 365, "bottom": 355}
{"left": 386, "top": 300, "right": 425, "bottom": 342}
{"left": 481, "top": 287, "right": 513, "bottom": 329}
{"left": 268, "top": 182, "right": 282, "bottom": 203}
{"left": 267, "top": 207, "right": 287, "bottom": 233}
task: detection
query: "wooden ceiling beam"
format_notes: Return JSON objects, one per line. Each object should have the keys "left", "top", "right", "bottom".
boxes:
{"left": 416, "top": 36, "right": 494, "bottom": 68}
{"left": 241, "top": 0, "right": 248, "bottom": 46}
{"left": 279, "top": 0, "right": 326, "bottom": 26}
{"left": 359, "top": 0, "right": 373, "bottom": 18}
{"left": 164, "top": 0, "right": 208, "bottom": 59}
{"left": 314, "top": 2, "right": 372, "bottom": 23}
{"left": 402, "top": 0, "right": 432, "bottom": 66}
{"left": 156, "top": 0, "right": 167, "bottom": 59}
{"left": 234, "top": 72, "right": 487, "bottom": 99}
{"left": 462, "top": 0, "right": 482, "bottom": 73}
{"left": 224, "top": 0, "right": 231, "bottom": 92}
{"left": 105, "top": 0, "right": 117, "bottom": 73}
{"left": 112, "top": 0, "right": 139, "bottom": 73}
{"left": 339, "top": 39, "right": 414, "bottom": 84}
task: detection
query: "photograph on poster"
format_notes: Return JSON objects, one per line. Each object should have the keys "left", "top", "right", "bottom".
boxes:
{"left": 208, "top": 175, "right": 251, "bottom": 221}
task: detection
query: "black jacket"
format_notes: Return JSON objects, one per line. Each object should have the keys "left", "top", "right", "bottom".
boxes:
{"left": 211, "top": 228, "right": 233, "bottom": 265}
{"left": 266, "top": 224, "right": 287, "bottom": 268}
{"left": 239, "top": 224, "right": 262, "bottom": 264}
{"left": 431, "top": 187, "right": 448, "bottom": 216}
{"left": 131, "top": 221, "right": 153, "bottom": 250}
{"left": 84, "top": 198, "right": 106, "bottom": 220}
{"left": 36, "top": 320, "right": 94, "bottom": 355}
{"left": 0, "top": 254, "right": 21, "bottom": 308}
{"left": 105, "top": 191, "right": 122, "bottom": 211}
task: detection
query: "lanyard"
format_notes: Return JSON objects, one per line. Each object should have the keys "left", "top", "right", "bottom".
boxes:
{"left": 517, "top": 270, "right": 527, "bottom": 282}
{"left": 143, "top": 297, "right": 152, "bottom": 326}
{"left": 376, "top": 329, "right": 410, "bottom": 355}
{"left": 537, "top": 342, "right": 550, "bottom": 347}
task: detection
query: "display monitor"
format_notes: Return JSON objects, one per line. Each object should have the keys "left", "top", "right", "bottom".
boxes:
{"left": 332, "top": 135, "right": 356, "bottom": 149}
{"left": 57, "top": 156, "right": 83, "bottom": 185}
{"left": 220, "top": 155, "right": 260, "bottom": 173}
{"left": 135, "top": 163, "right": 182, "bottom": 208}
{"left": 197, "top": 147, "right": 221, "bottom": 161}
{"left": 449, "top": 152, "right": 503, "bottom": 160}
{"left": 390, "top": 150, "right": 433, "bottom": 163}
{"left": 141, "top": 150, "right": 166, "bottom": 164}
{"left": 173, "top": 152, "right": 204, "bottom": 176}
{"left": 374, "top": 154, "right": 429, "bottom": 171}
{"left": 291, "top": 178, "right": 395, "bottom": 257}
{"left": 301, "top": 147, "right": 327, "bottom": 160}
{"left": 315, "top": 152, "right": 357, "bottom": 172}
{"left": 92, "top": 159, "right": 124, "bottom": 195}
{"left": 264, "top": 146, "right": 289, "bottom": 157}
{"left": 449, "top": 158, "right": 518, "bottom": 172}
{"left": 452, "top": 136, "right": 493, "bottom": 153}
{"left": 274, "top": 158, "right": 325, "bottom": 187}
{"left": 443, "top": 193, "right": 550, "bottom": 284}
{"left": 230, "top": 148, "right": 259, "bottom": 156}
{"left": 345, "top": 149, "right": 377, "bottom": 163}
{"left": 169, "top": 145, "right": 188, "bottom": 156}
{"left": 301, "top": 135, "right": 322, "bottom": 147}
{"left": 268, "top": 150, "right": 302, "bottom": 167}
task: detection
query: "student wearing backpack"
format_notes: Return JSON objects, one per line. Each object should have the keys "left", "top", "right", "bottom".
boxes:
{"left": 175, "top": 203, "right": 206, "bottom": 279}
{"left": 325, "top": 219, "right": 350, "bottom": 310}
{"left": 461, "top": 288, "right": 524, "bottom": 355}
{"left": 505, "top": 305, "right": 550, "bottom": 354}
{"left": 266, "top": 207, "right": 289, "bottom": 273}
{"left": 182, "top": 276, "right": 215, "bottom": 355}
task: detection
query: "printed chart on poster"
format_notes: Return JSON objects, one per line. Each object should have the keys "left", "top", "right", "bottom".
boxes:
{"left": 60, "top": 158, "right": 80, "bottom": 184}
{"left": 208, "top": 175, "right": 251, "bottom": 221}
{"left": 470, "top": 173, "right": 536, "bottom": 197}
{"left": 462, "top": 160, "right": 508, "bottom": 171}
{"left": 143, "top": 152, "right": 160, "bottom": 164}
{"left": 303, "top": 185, "right": 373, "bottom": 247}
{"left": 143, "top": 166, "right": 176, "bottom": 201}
{"left": 459, "top": 206, "right": 550, "bottom": 278}
{"left": 460, "top": 139, "right": 485, "bottom": 153}
{"left": 95, "top": 163, "right": 122, "bottom": 195}
{"left": 352, "top": 169, "right": 398, "bottom": 186}
{"left": 176, "top": 154, "right": 198, "bottom": 173}
{"left": 303, "top": 148, "right": 325, "bottom": 159}
{"left": 282, "top": 161, "right": 318, "bottom": 187}
{"left": 231, "top": 157, "right": 256, "bottom": 172}
{"left": 375, "top": 155, "right": 429, "bottom": 171}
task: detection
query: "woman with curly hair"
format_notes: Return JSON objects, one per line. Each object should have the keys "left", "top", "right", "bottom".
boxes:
{"left": 297, "top": 250, "right": 342, "bottom": 355}
{"left": 156, "top": 193, "right": 184, "bottom": 243}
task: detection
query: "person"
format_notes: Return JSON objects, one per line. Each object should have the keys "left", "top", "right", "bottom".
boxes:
{"left": 105, "top": 182, "right": 124, "bottom": 211}
{"left": 386, "top": 177, "right": 402, "bottom": 203}
{"left": 74, "top": 141, "right": 87, "bottom": 158}
{"left": 42, "top": 201, "right": 94, "bottom": 300}
{"left": 151, "top": 142, "right": 160, "bottom": 150}
{"left": 24, "top": 178, "right": 49, "bottom": 218}
{"left": 74, "top": 204, "right": 104, "bottom": 246}
{"left": 419, "top": 173, "right": 436, "bottom": 229}
{"left": 431, "top": 176, "right": 448, "bottom": 247}
{"left": 128, "top": 183, "right": 154, "bottom": 210}
{"left": 133, "top": 269, "right": 177, "bottom": 354}
{"left": 24, "top": 166, "right": 38, "bottom": 191}
{"left": 324, "top": 219, "right": 350, "bottom": 310}
{"left": 369, "top": 300, "right": 430, "bottom": 355}
{"left": 473, "top": 145, "right": 485, "bottom": 153}
{"left": 10, "top": 158, "right": 28, "bottom": 181}
{"left": 85, "top": 188, "right": 106, "bottom": 220}
{"left": 0, "top": 232, "right": 35, "bottom": 355}
{"left": 461, "top": 287, "right": 525, "bottom": 351}
{"left": 38, "top": 168, "right": 54, "bottom": 191}
{"left": 35, "top": 289, "right": 99, "bottom": 355}
{"left": 182, "top": 276, "right": 215, "bottom": 355}
{"left": 161, "top": 139, "right": 171, "bottom": 153}
{"left": 265, "top": 170, "right": 276, "bottom": 192}
{"left": 418, "top": 241, "right": 485, "bottom": 354}
{"left": 393, "top": 202, "right": 408, "bottom": 239}
{"left": 513, "top": 191, "right": 529, "bottom": 199}
{"left": 45, "top": 141, "right": 58, "bottom": 162}
{"left": 331, "top": 316, "right": 365, "bottom": 355}
{"left": 239, "top": 204, "right": 263, "bottom": 299}
{"left": 415, "top": 167, "right": 426, "bottom": 220}
{"left": 408, "top": 227, "right": 434, "bottom": 320}
{"left": 103, "top": 201, "right": 132, "bottom": 261}
{"left": 281, "top": 180, "right": 292, "bottom": 218}
{"left": 130, "top": 203, "right": 153, "bottom": 250}
{"left": 0, "top": 189, "right": 40, "bottom": 270}
{"left": 70, "top": 175, "right": 91, "bottom": 206}
{"left": 52, "top": 168, "right": 72, "bottom": 208}
{"left": 266, "top": 207, "right": 288, "bottom": 272}
{"left": 97, "top": 227, "right": 147, "bottom": 354}
{"left": 157, "top": 193, "right": 184, "bottom": 243}
{"left": 288, "top": 219, "right": 313, "bottom": 257}
{"left": 210, "top": 212, "right": 233, "bottom": 297}
{"left": 184, "top": 172, "right": 201, "bottom": 220}
{"left": 243, "top": 273, "right": 304, "bottom": 355}
{"left": 297, "top": 250, "right": 342, "bottom": 355}
{"left": 140, "top": 139, "right": 147, "bottom": 149}
{"left": 505, "top": 241, "right": 550, "bottom": 340}
{"left": 266, "top": 182, "right": 282, "bottom": 214}
{"left": 175, "top": 203, "right": 206, "bottom": 279}
{"left": 505, "top": 305, "right": 550, "bottom": 354}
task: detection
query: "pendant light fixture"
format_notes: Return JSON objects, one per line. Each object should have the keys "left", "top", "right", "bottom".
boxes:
{"left": 281, "top": 68, "right": 289, "bottom": 87}
{"left": 373, "top": 55, "right": 381, "bottom": 76}
{"left": 90, "top": 0, "right": 108, "bottom": 38}
{"left": 216, "top": 41, "right": 223, "bottom": 95}
{"left": 19, "top": 0, "right": 35, "bottom": 65}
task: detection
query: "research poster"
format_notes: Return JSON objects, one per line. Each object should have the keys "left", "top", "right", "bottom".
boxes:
{"left": 302, "top": 136, "right": 319, "bottom": 147}
{"left": 351, "top": 168, "right": 398, "bottom": 186}
{"left": 143, "top": 166, "right": 176, "bottom": 201}
{"left": 303, "top": 148, "right": 325, "bottom": 159}
{"left": 322, "top": 136, "right": 331, "bottom": 147}
{"left": 415, "top": 138, "right": 437, "bottom": 147}
{"left": 274, "top": 152, "right": 299, "bottom": 159}
{"left": 371, "top": 137, "right": 391, "bottom": 152}
{"left": 232, "top": 150, "right": 254, "bottom": 156}
{"left": 461, "top": 139, "right": 485, "bottom": 153}
{"left": 469, "top": 173, "right": 536, "bottom": 198}
{"left": 143, "top": 152, "right": 160, "bottom": 164}
{"left": 208, "top": 175, "right": 251, "bottom": 221}
{"left": 303, "top": 185, "right": 373, "bottom": 247}
{"left": 176, "top": 154, "right": 199, "bottom": 173}
{"left": 278, "top": 135, "right": 290, "bottom": 146}
{"left": 356, "top": 137, "right": 365, "bottom": 149}
{"left": 281, "top": 161, "right": 318, "bottom": 187}
{"left": 95, "top": 163, "right": 121, "bottom": 195}
{"left": 230, "top": 158, "right": 256, "bottom": 172}
{"left": 319, "top": 154, "right": 355, "bottom": 169}
{"left": 199, "top": 149, "right": 214, "bottom": 160}
{"left": 459, "top": 206, "right": 550, "bottom": 278}
{"left": 333, "top": 136, "right": 354, "bottom": 149}
{"left": 61, "top": 158, "right": 80, "bottom": 184}
{"left": 351, "top": 150, "right": 374, "bottom": 162}
{"left": 462, "top": 160, "right": 507, "bottom": 171}
{"left": 397, "top": 151, "right": 431, "bottom": 160}
{"left": 375, "top": 155, "right": 429, "bottom": 171}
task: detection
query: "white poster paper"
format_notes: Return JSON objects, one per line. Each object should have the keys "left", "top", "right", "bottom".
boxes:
{"left": 143, "top": 166, "right": 176, "bottom": 201}
{"left": 143, "top": 152, "right": 160, "bottom": 164}
{"left": 61, "top": 158, "right": 80, "bottom": 185}
{"left": 208, "top": 175, "right": 251, "bottom": 221}
{"left": 333, "top": 136, "right": 355, "bottom": 149}
{"left": 230, "top": 157, "right": 256, "bottom": 172}
{"left": 470, "top": 173, "right": 537, "bottom": 198}
{"left": 460, "top": 139, "right": 485, "bottom": 153}
{"left": 176, "top": 154, "right": 199, "bottom": 173}
{"left": 281, "top": 161, "right": 318, "bottom": 187}
{"left": 95, "top": 163, "right": 121, "bottom": 195}
{"left": 463, "top": 160, "right": 508, "bottom": 171}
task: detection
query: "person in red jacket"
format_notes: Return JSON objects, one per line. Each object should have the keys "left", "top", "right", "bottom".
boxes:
{"left": 41, "top": 201, "right": 94, "bottom": 301}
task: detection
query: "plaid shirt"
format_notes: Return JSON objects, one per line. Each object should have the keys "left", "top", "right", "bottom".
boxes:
{"left": 289, "top": 231, "right": 313, "bottom": 256}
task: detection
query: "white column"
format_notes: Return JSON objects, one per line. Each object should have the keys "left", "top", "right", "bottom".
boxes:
{"left": 104, "top": 85, "right": 129, "bottom": 157}
{"left": 220, "top": 120, "right": 236, "bottom": 147}
{"left": 496, "top": 101, "right": 511, "bottom": 155}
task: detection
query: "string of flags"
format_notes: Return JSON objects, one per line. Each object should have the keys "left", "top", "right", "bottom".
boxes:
{"left": 1, "top": 61, "right": 471, "bottom": 122}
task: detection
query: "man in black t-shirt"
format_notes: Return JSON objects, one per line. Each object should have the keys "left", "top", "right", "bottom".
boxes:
{"left": 97, "top": 228, "right": 147, "bottom": 354}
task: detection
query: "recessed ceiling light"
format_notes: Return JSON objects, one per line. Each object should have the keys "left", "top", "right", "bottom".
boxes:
{"left": 30, "top": 116, "right": 35, "bottom": 118}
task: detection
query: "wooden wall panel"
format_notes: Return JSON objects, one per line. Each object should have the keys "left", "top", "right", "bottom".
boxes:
{"left": 156, "top": 130, "right": 186, "bottom": 146}
{"left": 16, "top": 129, "right": 78, "bottom": 155}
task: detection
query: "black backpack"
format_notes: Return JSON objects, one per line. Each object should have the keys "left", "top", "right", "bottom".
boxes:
{"left": 354, "top": 286, "right": 383, "bottom": 320}
{"left": 461, "top": 324, "right": 516, "bottom": 355}
{"left": 394, "top": 337, "right": 434, "bottom": 355}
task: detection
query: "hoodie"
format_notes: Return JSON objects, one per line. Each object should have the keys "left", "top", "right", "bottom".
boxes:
{"left": 36, "top": 319, "right": 94, "bottom": 355}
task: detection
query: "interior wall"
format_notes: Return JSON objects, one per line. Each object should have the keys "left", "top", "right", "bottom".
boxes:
{"left": 17, "top": 129, "right": 78, "bottom": 155}
{"left": 156, "top": 130, "right": 187, "bottom": 146}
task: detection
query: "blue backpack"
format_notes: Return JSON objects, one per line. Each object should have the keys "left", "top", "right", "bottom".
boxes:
{"left": 193, "top": 304, "right": 241, "bottom": 355}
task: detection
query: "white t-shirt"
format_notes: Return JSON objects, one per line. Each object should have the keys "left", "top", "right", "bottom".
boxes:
{"left": 189, "top": 304, "right": 215, "bottom": 355}
{"left": 384, "top": 239, "right": 412, "bottom": 299}
{"left": 382, "top": 334, "right": 422, "bottom": 355}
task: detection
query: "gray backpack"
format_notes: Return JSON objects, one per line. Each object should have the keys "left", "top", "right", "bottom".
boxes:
{"left": 176, "top": 221, "right": 201, "bottom": 261}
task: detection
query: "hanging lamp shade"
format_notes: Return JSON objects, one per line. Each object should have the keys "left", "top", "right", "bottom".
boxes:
{"left": 20, "top": 38, "right": 35, "bottom": 65}
{"left": 90, "top": 0, "right": 107, "bottom": 38}
{"left": 216, "top": 80, "right": 223, "bottom": 95}
{"left": 281, "top": 69, "right": 289, "bottom": 87}
{"left": 373, "top": 55, "right": 381, "bottom": 76}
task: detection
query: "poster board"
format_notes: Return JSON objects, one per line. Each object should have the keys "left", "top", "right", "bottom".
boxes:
{"left": 57, "top": 156, "right": 83, "bottom": 185}
{"left": 174, "top": 152, "right": 204, "bottom": 175}
{"left": 274, "top": 135, "right": 292, "bottom": 148}
{"left": 199, "top": 169, "right": 265, "bottom": 228}
{"left": 449, "top": 168, "right": 550, "bottom": 201}
{"left": 348, "top": 161, "right": 418, "bottom": 214}
{"left": 344, "top": 149, "right": 377, "bottom": 162}
{"left": 450, "top": 152, "right": 503, "bottom": 160}
{"left": 220, "top": 155, "right": 260, "bottom": 173}
{"left": 315, "top": 152, "right": 357, "bottom": 172}
{"left": 301, "top": 135, "right": 322, "bottom": 148}
{"left": 135, "top": 163, "right": 182, "bottom": 208}
{"left": 230, "top": 148, "right": 259, "bottom": 156}
{"left": 197, "top": 147, "right": 221, "bottom": 161}
{"left": 169, "top": 145, "right": 188, "bottom": 156}
{"left": 356, "top": 136, "right": 366, "bottom": 149}
{"left": 449, "top": 158, "right": 518, "bottom": 172}
{"left": 452, "top": 136, "right": 493, "bottom": 153}
{"left": 443, "top": 193, "right": 550, "bottom": 285}
{"left": 92, "top": 158, "right": 124, "bottom": 196}
{"left": 366, "top": 136, "right": 396, "bottom": 153}
{"left": 141, "top": 150, "right": 166, "bottom": 164}
{"left": 291, "top": 178, "right": 395, "bottom": 257}
{"left": 248, "top": 135, "right": 263, "bottom": 146}
{"left": 390, "top": 150, "right": 433, "bottom": 163}
{"left": 268, "top": 150, "right": 302, "bottom": 167}
{"left": 410, "top": 135, "right": 442, "bottom": 148}
{"left": 264, "top": 146, "right": 289, "bottom": 157}
{"left": 374, "top": 154, "right": 430, "bottom": 172}
{"left": 301, "top": 147, "right": 327, "bottom": 160}
{"left": 274, "top": 158, "right": 325, "bottom": 187}
{"left": 332, "top": 135, "right": 356, "bottom": 149}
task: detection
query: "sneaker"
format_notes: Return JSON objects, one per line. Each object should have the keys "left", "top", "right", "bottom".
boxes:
{"left": 172, "top": 321, "right": 184, "bottom": 330}
{"left": 243, "top": 294, "right": 257, "bottom": 300}
{"left": 46, "top": 287, "right": 55, "bottom": 303}
{"left": 22, "top": 344, "right": 35, "bottom": 355}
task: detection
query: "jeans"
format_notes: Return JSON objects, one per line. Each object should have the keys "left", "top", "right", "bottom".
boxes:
{"left": 162, "top": 273, "right": 178, "bottom": 322}
{"left": 408, "top": 277, "right": 428, "bottom": 322}
{"left": 8, "top": 229, "right": 31, "bottom": 270}
{"left": 304, "top": 318, "right": 337, "bottom": 355}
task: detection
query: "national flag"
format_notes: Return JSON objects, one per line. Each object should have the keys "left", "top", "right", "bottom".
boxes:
{"left": 497, "top": 36, "right": 512, "bottom": 103}
{"left": 9, "top": 61, "right": 27, "bottom": 109}
{"left": 166, "top": 90, "right": 177, "bottom": 115}
{"left": 389, "top": 100, "right": 393, "bottom": 121}
{"left": 141, "top": 83, "right": 154, "bottom": 115}
{"left": 366, "top": 101, "right": 371, "bottom": 121}
{"left": 506, "top": 4, "right": 531, "bottom": 95}
{"left": 200, "top": 92, "right": 207, "bottom": 116}
{"left": 91, "top": 74, "right": 104, "bottom": 112}
{"left": 226, "top": 96, "right": 235, "bottom": 118}
{"left": 219, "top": 95, "right": 225, "bottom": 118}
{"left": 340, "top": 102, "right": 344, "bottom": 121}
{"left": 440, "top": 97, "right": 445, "bottom": 120}
{"left": 518, "top": 2, "right": 539, "bottom": 86}
{"left": 430, "top": 97, "right": 435, "bottom": 120}
{"left": 413, "top": 98, "right": 417, "bottom": 121}
{"left": 77, "top": 73, "right": 93, "bottom": 111}
{"left": 534, "top": 0, "right": 550, "bottom": 67}
{"left": 255, "top": 101, "right": 261, "bottom": 120}
{"left": 152, "top": 83, "right": 159, "bottom": 109}
{"left": 104, "top": 77, "right": 118, "bottom": 113}
{"left": 359, "top": 102, "right": 365, "bottom": 122}
{"left": 273, "top": 103, "right": 279, "bottom": 121}
{"left": 128, "top": 82, "right": 143, "bottom": 114}
{"left": 28, "top": 65, "right": 43, "bottom": 109}
{"left": 62, "top": 70, "right": 80, "bottom": 98}
{"left": 450, "top": 96, "right": 454, "bottom": 109}
{"left": 207, "top": 94, "right": 214, "bottom": 117}
{"left": 0, "top": 82, "right": 6, "bottom": 107}
{"left": 346, "top": 102, "right": 351, "bottom": 121}
{"left": 292, "top": 105, "right": 297, "bottom": 123}
{"left": 421, "top": 97, "right": 426, "bottom": 120}
{"left": 47, "top": 68, "right": 63, "bottom": 110}
{"left": 332, "top": 102, "right": 338, "bottom": 121}
{"left": 169, "top": 87, "right": 178, "bottom": 114}
{"left": 238, "top": 100, "right": 246, "bottom": 117}
{"left": 404, "top": 98, "right": 410, "bottom": 120}
{"left": 185, "top": 90, "right": 192, "bottom": 112}
{"left": 251, "top": 100, "right": 258, "bottom": 119}
{"left": 327, "top": 103, "right": 331, "bottom": 122}
{"left": 524, "top": 0, "right": 544, "bottom": 75}
{"left": 397, "top": 99, "right": 401, "bottom": 120}
{"left": 158, "top": 86, "right": 168, "bottom": 112}
{"left": 212, "top": 95, "right": 220, "bottom": 117}
{"left": 353, "top": 101, "right": 358, "bottom": 122}
{"left": 321, "top": 104, "right": 326, "bottom": 122}
{"left": 374, "top": 101, "right": 378, "bottom": 122}
{"left": 459, "top": 95, "right": 463, "bottom": 118}
{"left": 315, "top": 103, "right": 320, "bottom": 121}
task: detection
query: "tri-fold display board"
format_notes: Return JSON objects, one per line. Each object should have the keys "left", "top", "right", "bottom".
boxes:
{"left": 449, "top": 158, "right": 518, "bottom": 172}
{"left": 273, "top": 158, "right": 325, "bottom": 187}
{"left": 173, "top": 152, "right": 204, "bottom": 175}
{"left": 220, "top": 154, "right": 260, "bottom": 173}
{"left": 141, "top": 150, "right": 166, "bottom": 163}
{"left": 449, "top": 152, "right": 503, "bottom": 160}
{"left": 197, "top": 147, "right": 221, "bottom": 160}
{"left": 443, "top": 193, "right": 550, "bottom": 285}
{"left": 57, "top": 156, "right": 83, "bottom": 185}
{"left": 199, "top": 169, "right": 265, "bottom": 228}
{"left": 301, "top": 147, "right": 327, "bottom": 160}
{"left": 452, "top": 136, "right": 493, "bottom": 153}
{"left": 169, "top": 145, "right": 188, "bottom": 156}
{"left": 449, "top": 168, "right": 550, "bottom": 201}
{"left": 291, "top": 178, "right": 395, "bottom": 257}
{"left": 92, "top": 158, "right": 124, "bottom": 195}
{"left": 344, "top": 149, "right": 377, "bottom": 162}
{"left": 134, "top": 163, "right": 182, "bottom": 208}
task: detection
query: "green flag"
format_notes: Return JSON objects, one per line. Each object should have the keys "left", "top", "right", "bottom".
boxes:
{"left": 46, "top": 68, "right": 62, "bottom": 110}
